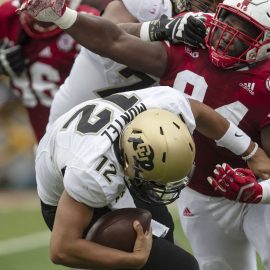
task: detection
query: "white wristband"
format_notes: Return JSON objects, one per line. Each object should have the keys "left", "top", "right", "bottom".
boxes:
{"left": 242, "top": 142, "right": 258, "bottom": 161}
{"left": 215, "top": 121, "right": 251, "bottom": 155}
{"left": 260, "top": 179, "right": 270, "bottom": 203}
{"left": 140, "top": 21, "right": 151, "bottom": 41}
{"left": 55, "top": 7, "right": 78, "bottom": 29}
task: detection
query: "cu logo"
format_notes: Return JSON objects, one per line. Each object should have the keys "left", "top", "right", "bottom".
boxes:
{"left": 129, "top": 135, "right": 155, "bottom": 171}
{"left": 136, "top": 144, "right": 152, "bottom": 162}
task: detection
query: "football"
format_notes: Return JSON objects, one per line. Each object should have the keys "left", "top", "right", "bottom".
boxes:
{"left": 86, "top": 208, "right": 152, "bottom": 252}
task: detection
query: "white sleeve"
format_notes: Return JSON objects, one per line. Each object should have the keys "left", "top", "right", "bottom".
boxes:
{"left": 63, "top": 161, "right": 127, "bottom": 208}
{"left": 122, "top": 0, "right": 172, "bottom": 22}
{"left": 64, "top": 166, "right": 108, "bottom": 208}
{"left": 48, "top": 48, "right": 108, "bottom": 127}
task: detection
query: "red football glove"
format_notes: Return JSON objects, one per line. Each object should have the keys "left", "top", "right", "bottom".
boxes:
{"left": 207, "top": 163, "right": 263, "bottom": 203}
{"left": 18, "top": 0, "right": 67, "bottom": 23}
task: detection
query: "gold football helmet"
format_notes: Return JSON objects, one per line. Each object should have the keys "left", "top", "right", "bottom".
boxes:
{"left": 120, "top": 109, "right": 195, "bottom": 205}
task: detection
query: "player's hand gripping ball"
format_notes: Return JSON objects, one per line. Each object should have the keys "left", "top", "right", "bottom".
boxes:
{"left": 87, "top": 208, "right": 152, "bottom": 252}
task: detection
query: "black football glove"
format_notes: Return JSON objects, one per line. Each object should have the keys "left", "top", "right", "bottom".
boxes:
{"left": 140, "top": 13, "right": 206, "bottom": 48}
{"left": 0, "top": 39, "right": 26, "bottom": 77}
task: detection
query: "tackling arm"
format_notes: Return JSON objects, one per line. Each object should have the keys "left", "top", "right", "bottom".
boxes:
{"left": 189, "top": 98, "right": 230, "bottom": 140}
{"left": 51, "top": 191, "right": 151, "bottom": 269}
{"left": 189, "top": 98, "right": 270, "bottom": 179}
{"left": 118, "top": 14, "right": 207, "bottom": 48}
{"left": 206, "top": 126, "right": 270, "bottom": 203}
{"left": 66, "top": 14, "right": 167, "bottom": 77}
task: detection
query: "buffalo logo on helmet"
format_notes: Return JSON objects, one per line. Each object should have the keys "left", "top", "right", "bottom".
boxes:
{"left": 127, "top": 135, "right": 154, "bottom": 174}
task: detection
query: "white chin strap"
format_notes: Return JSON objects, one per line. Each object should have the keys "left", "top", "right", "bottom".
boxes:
{"left": 255, "top": 43, "right": 270, "bottom": 62}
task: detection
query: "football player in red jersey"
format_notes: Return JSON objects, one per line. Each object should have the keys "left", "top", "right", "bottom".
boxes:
{"left": 19, "top": 0, "right": 270, "bottom": 269}
{"left": 0, "top": 0, "right": 99, "bottom": 142}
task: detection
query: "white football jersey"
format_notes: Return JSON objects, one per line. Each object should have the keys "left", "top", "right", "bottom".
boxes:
{"left": 122, "top": 0, "right": 172, "bottom": 22}
{"left": 47, "top": 0, "right": 171, "bottom": 128}
{"left": 48, "top": 48, "right": 159, "bottom": 126}
{"left": 37, "top": 86, "right": 195, "bottom": 209}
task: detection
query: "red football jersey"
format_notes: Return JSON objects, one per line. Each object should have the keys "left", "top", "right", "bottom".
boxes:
{"left": 161, "top": 43, "right": 270, "bottom": 196}
{"left": 0, "top": 0, "right": 99, "bottom": 141}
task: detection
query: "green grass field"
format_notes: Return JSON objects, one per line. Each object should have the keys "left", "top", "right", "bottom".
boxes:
{"left": 0, "top": 190, "right": 264, "bottom": 270}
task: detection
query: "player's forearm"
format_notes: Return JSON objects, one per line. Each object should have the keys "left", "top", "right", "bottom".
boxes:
{"left": 51, "top": 191, "right": 145, "bottom": 270}
{"left": 65, "top": 13, "right": 124, "bottom": 57}
{"left": 196, "top": 112, "right": 229, "bottom": 140}
{"left": 65, "top": 12, "right": 165, "bottom": 77}
{"left": 191, "top": 98, "right": 270, "bottom": 178}
{"left": 190, "top": 98, "right": 254, "bottom": 156}
{"left": 51, "top": 238, "right": 141, "bottom": 269}
{"left": 199, "top": 110, "right": 256, "bottom": 158}
{"left": 190, "top": 99, "right": 230, "bottom": 140}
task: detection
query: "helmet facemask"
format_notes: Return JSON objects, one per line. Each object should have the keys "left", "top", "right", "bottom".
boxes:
{"left": 206, "top": 1, "right": 270, "bottom": 69}
{"left": 124, "top": 164, "right": 195, "bottom": 205}
{"left": 20, "top": 12, "right": 60, "bottom": 39}
{"left": 120, "top": 109, "right": 196, "bottom": 205}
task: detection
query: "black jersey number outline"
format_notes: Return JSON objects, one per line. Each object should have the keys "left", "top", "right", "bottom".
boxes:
{"left": 96, "top": 67, "right": 157, "bottom": 98}
{"left": 62, "top": 93, "right": 139, "bottom": 134}
{"left": 95, "top": 156, "right": 117, "bottom": 183}
{"left": 62, "top": 94, "right": 140, "bottom": 182}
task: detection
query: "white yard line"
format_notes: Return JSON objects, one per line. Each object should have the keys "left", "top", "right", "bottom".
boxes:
{"left": 0, "top": 231, "right": 50, "bottom": 256}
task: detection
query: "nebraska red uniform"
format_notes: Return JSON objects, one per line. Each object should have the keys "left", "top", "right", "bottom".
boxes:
{"left": 160, "top": 44, "right": 270, "bottom": 196}
{"left": 0, "top": 0, "right": 99, "bottom": 141}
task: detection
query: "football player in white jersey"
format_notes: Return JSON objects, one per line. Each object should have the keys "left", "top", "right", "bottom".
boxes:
{"left": 46, "top": 0, "right": 220, "bottom": 248}
{"left": 36, "top": 86, "right": 270, "bottom": 270}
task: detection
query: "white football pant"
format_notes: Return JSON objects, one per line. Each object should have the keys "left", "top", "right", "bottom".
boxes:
{"left": 177, "top": 187, "right": 270, "bottom": 270}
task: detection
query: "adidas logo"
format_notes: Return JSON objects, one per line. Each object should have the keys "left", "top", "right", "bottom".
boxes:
{"left": 183, "top": 207, "right": 194, "bottom": 217}
{"left": 39, "top": 46, "right": 52, "bottom": 58}
{"left": 239, "top": 82, "right": 255, "bottom": 95}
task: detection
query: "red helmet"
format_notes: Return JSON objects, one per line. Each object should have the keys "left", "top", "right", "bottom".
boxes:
{"left": 19, "top": 0, "right": 81, "bottom": 39}
{"left": 206, "top": 0, "right": 270, "bottom": 69}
